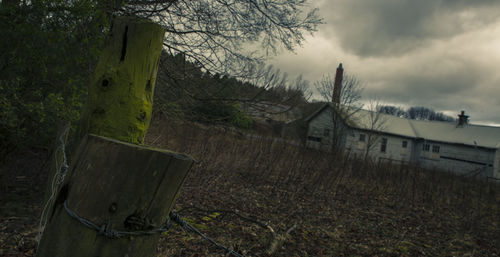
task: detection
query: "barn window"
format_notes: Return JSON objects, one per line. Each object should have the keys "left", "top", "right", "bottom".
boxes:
{"left": 359, "top": 134, "right": 366, "bottom": 142}
{"left": 423, "top": 143, "right": 430, "bottom": 151}
{"left": 324, "top": 128, "right": 330, "bottom": 137}
{"left": 402, "top": 140, "right": 408, "bottom": 148}
{"left": 380, "top": 138, "right": 387, "bottom": 153}
{"left": 432, "top": 145, "right": 440, "bottom": 153}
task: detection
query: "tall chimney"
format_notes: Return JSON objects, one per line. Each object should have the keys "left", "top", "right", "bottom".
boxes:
{"left": 457, "top": 110, "right": 469, "bottom": 127}
{"left": 332, "top": 63, "right": 343, "bottom": 104}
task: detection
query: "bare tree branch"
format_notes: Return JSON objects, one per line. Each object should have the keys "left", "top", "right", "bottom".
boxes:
{"left": 117, "top": 0, "right": 322, "bottom": 77}
{"left": 314, "top": 72, "right": 364, "bottom": 150}
{"left": 363, "top": 100, "right": 387, "bottom": 161}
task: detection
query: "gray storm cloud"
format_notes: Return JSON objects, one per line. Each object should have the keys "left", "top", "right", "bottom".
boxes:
{"left": 270, "top": 0, "right": 500, "bottom": 124}
{"left": 319, "top": 0, "right": 500, "bottom": 57}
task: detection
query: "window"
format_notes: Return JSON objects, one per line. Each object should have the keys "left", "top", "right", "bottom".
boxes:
{"left": 432, "top": 145, "right": 440, "bottom": 153}
{"left": 402, "top": 141, "right": 408, "bottom": 148}
{"left": 422, "top": 143, "right": 430, "bottom": 152}
{"left": 359, "top": 134, "right": 366, "bottom": 142}
{"left": 381, "top": 138, "right": 387, "bottom": 153}
{"left": 324, "top": 129, "right": 330, "bottom": 137}
{"left": 307, "top": 136, "right": 321, "bottom": 142}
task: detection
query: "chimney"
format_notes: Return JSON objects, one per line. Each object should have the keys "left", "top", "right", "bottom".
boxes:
{"left": 332, "top": 63, "right": 343, "bottom": 104}
{"left": 457, "top": 110, "right": 469, "bottom": 127}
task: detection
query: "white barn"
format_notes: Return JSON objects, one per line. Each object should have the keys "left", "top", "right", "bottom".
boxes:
{"left": 306, "top": 103, "right": 500, "bottom": 180}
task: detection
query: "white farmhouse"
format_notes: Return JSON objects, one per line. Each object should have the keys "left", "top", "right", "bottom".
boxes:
{"left": 306, "top": 103, "right": 500, "bottom": 180}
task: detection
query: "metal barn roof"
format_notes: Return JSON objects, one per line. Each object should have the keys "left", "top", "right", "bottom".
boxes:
{"left": 307, "top": 103, "right": 500, "bottom": 149}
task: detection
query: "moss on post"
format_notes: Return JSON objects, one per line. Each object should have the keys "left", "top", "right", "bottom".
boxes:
{"left": 80, "top": 16, "right": 165, "bottom": 144}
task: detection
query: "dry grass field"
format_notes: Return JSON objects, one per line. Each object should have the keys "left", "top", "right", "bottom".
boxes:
{"left": 148, "top": 118, "right": 499, "bottom": 257}
{"left": 1, "top": 117, "right": 499, "bottom": 256}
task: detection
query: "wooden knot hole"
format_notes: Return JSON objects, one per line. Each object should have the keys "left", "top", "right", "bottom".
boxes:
{"left": 102, "top": 79, "right": 110, "bottom": 88}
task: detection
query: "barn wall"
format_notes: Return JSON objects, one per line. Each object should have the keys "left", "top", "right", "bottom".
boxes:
{"left": 410, "top": 139, "right": 422, "bottom": 164}
{"left": 492, "top": 149, "right": 500, "bottom": 179}
{"left": 306, "top": 107, "right": 333, "bottom": 149}
{"left": 306, "top": 107, "right": 349, "bottom": 150}
{"left": 306, "top": 107, "right": 499, "bottom": 179}
{"left": 344, "top": 129, "right": 413, "bottom": 163}
{"left": 377, "top": 134, "right": 413, "bottom": 163}
{"left": 308, "top": 107, "right": 414, "bottom": 163}
{"left": 416, "top": 140, "right": 495, "bottom": 177}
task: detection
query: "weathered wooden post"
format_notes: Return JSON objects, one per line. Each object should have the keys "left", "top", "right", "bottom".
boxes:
{"left": 79, "top": 16, "right": 163, "bottom": 144}
{"left": 36, "top": 16, "right": 194, "bottom": 257}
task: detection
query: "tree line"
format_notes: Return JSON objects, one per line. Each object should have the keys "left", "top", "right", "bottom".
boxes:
{"left": 154, "top": 52, "right": 310, "bottom": 128}
{"left": 377, "top": 105, "right": 455, "bottom": 122}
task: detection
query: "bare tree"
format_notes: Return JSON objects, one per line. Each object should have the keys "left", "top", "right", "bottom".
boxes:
{"left": 360, "top": 100, "right": 387, "bottom": 161}
{"left": 316, "top": 73, "right": 363, "bottom": 107}
{"left": 378, "top": 105, "right": 455, "bottom": 122}
{"left": 246, "top": 64, "right": 311, "bottom": 103}
{"left": 155, "top": 54, "right": 311, "bottom": 123}
{"left": 407, "top": 106, "right": 455, "bottom": 122}
{"left": 314, "top": 72, "right": 364, "bottom": 150}
{"left": 378, "top": 105, "right": 408, "bottom": 118}
{"left": 114, "top": 0, "right": 323, "bottom": 77}
{"left": 238, "top": 64, "right": 312, "bottom": 124}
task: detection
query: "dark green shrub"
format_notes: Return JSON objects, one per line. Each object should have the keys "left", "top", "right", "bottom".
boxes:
{"left": 192, "top": 101, "right": 253, "bottom": 129}
{"left": 0, "top": 0, "right": 107, "bottom": 158}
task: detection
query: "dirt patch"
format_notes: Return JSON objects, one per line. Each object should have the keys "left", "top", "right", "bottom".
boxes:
{"left": 0, "top": 149, "right": 47, "bottom": 256}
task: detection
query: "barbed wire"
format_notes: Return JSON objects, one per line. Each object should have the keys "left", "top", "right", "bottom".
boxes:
{"left": 35, "top": 125, "right": 245, "bottom": 257}
{"left": 62, "top": 200, "right": 245, "bottom": 257}
{"left": 169, "top": 211, "right": 245, "bottom": 257}
{"left": 63, "top": 200, "right": 173, "bottom": 238}
{"left": 37, "top": 124, "right": 70, "bottom": 249}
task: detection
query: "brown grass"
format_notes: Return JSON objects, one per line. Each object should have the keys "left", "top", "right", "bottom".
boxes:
{"left": 147, "top": 118, "right": 500, "bottom": 257}
{"left": 0, "top": 117, "right": 498, "bottom": 257}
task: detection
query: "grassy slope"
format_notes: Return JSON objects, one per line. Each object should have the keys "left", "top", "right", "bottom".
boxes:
{"left": 148, "top": 118, "right": 499, "bottom": 257}
{"left": 0, "top": 118, "right": 498, "bottom": 256}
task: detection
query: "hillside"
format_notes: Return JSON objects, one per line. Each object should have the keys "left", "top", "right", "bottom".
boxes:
{"left": 2, "top": 118, "right": 498, "bottom": 256}
{"left": 150, "top": 118, "right": 500, "bottom": 256}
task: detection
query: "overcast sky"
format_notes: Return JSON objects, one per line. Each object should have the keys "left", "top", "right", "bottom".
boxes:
{"left": 269, "top": 0, "right": 500, "bottom": 125}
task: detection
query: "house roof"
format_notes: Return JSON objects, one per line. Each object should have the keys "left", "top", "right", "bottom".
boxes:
{"left": 308, "top": 103, "right": 500, "bottom": 149}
